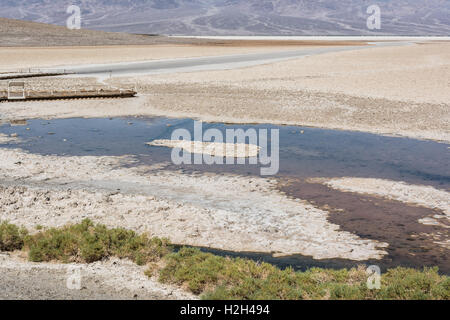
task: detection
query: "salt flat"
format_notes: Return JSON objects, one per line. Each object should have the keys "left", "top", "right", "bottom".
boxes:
{"left": 2, "top": 41, "right": 448, "bottom": 142}
{"left": 0, "top": 14, "right": 448, "bottom": 301}
{"left": 0, "top": 43, "right": 326, "bottom": 70}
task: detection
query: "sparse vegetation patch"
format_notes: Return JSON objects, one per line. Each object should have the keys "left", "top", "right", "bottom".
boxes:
{"left": 5, "top": 219, "right": 171, "bottom": 265}
{"left": 1, "top": 220, "right": 448, "bottom": 300}
{"left": 0, "top": 221, "right": 27, "bottom": 251}
{"left": 157, "top": 248, "right": 450, "bottom": 300}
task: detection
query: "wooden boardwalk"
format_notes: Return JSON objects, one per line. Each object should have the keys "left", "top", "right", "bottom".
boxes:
{"left": 0, "top": 89, "right": 137, "bottom": 101}
{"left": 0, "top": 72, "right": 68, "bottom": 80}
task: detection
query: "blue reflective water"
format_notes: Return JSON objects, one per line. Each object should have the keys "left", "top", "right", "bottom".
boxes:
{"left": 1, "top": 117, "right": 448, "bottom": 190}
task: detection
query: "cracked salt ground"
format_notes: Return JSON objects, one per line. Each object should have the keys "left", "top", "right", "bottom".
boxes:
{"left": 0, "top": 117, "right": 448, "bottom": 272}
{"left": 0, "top": 148, "right": 387, "bottom": 261}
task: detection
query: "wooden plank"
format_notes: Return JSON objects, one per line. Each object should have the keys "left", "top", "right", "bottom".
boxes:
{"left": 0, "top": 89, "right": 137, "bottom": 101}
{"left": 0, "top": 72, "right": 69, "bottom": 80}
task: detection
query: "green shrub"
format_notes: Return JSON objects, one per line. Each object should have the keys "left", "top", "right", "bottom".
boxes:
{"left": 0, "top": 221, "right": 27, "bottom": 251}
{"left": 159, "top": 248, "right": 308, "bottom": 299}
{"left": 377, "top": 267, "right": 450, "bottom": 300}
{"left": 24, "top": 219, "right": 172, "bottom": 264}
{"left": 156, "top": 248, "right": 450, "bottom": 300}
{"left": 1, "top": 220, "right": 448, "bottom": 300}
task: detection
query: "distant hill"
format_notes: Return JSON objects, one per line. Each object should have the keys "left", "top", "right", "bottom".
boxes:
{"left": 0, "top": 17, "right": 218, "bottom": 46}
{"left": 1, "top": 0, "right": 449, "bottom": 36}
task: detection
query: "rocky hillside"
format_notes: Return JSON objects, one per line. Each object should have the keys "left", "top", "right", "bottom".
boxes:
{"left": 0, "top": 17, "right": 220, "bottom": 46}
{"left": 1, "top": 0, "right": 449, "bottom": 36}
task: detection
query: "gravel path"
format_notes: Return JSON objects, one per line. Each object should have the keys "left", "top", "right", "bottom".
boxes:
{"left": 0, "top": 253, "right": 195, "bottom": 300}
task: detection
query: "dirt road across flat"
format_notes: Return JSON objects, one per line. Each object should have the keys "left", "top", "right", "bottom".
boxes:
{"left": 59, "top": 43, "right": 388, "bottom": 77}
{"left": 0, "top": 44, "right": 335, "bottom": 70}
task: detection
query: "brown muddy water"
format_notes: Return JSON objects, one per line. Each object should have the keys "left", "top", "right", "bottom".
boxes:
{"left": 0, "top": 117, "right": 449, "bottom": 273}
{"left": 280, "top": 179, "right": 449, "bottom": 273}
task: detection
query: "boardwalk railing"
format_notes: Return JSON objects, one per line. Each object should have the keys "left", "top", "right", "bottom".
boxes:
{"left": 0, "top": 69, "right": 75, "bottom": 80}
{"left": 0, "top": 88, "right": 137, "bottom": 101}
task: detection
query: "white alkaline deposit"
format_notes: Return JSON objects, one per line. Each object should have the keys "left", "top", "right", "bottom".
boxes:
{"left": 147, "top": 139, "right": 260, "bottom": 158}
{"left": 0, "top": 148, "right": 388, "bottom": 260}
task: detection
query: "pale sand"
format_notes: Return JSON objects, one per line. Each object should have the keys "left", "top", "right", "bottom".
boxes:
{"left": 318, "top": 177, "right": 450, "bottom": 229}
{"left": 0, "top": 148, "right": 388, "bottom": 260}
{"left": 135, "top": 42, "right": 450, "bottom": 105}
{"left": 1, "top": 42, "right": 448, "bottom": 143}
{"left": 0, "top": 44, "right": 324, "bottom": 70}
{"left": 107, "top": 41, "right": 448, "bottom": 142}
{"left": 1, "top": 84, "right": 448, "bottom": 143}
{"left": 105, "top": 41, "right": 448, "bottom": 142}
{"left": 147, "top": 139, "right": 260, "bottom": 158}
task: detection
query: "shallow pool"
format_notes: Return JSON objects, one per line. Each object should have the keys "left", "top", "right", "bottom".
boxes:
{"left": 1, "top": 117, "right": 448, "bottom": 189}
{"left": 1, "top": 117, "right": 449, "bottom": 273}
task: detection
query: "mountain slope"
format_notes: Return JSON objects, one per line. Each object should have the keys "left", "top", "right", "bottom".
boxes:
{"left": 0, "top": 17, "right": 224, "bottom": 46}
{"left": 1, "top": 0, "right": 449, "bottom": 36}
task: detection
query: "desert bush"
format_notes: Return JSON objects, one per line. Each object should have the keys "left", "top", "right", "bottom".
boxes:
{"left": 157, "top": 247, "right": 450, "bottom": 300}
{"left": 24, "top": 219, "right": 171, "bottom": 264}
{"left": 377, "top": 267, "right": 450, "bottom": 300}
{"left": 0, "top": 220, "right": 447, "bottom": 300}
{"left": 0, "top": 221, "right": 27, "bottom": 251}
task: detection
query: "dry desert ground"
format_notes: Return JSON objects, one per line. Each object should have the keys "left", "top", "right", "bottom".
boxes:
{"left": 1, "top": 41, "right": 448, "bottom": 142}
{"left": 0, "top": 34, "right": 449, "bottom": 299}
